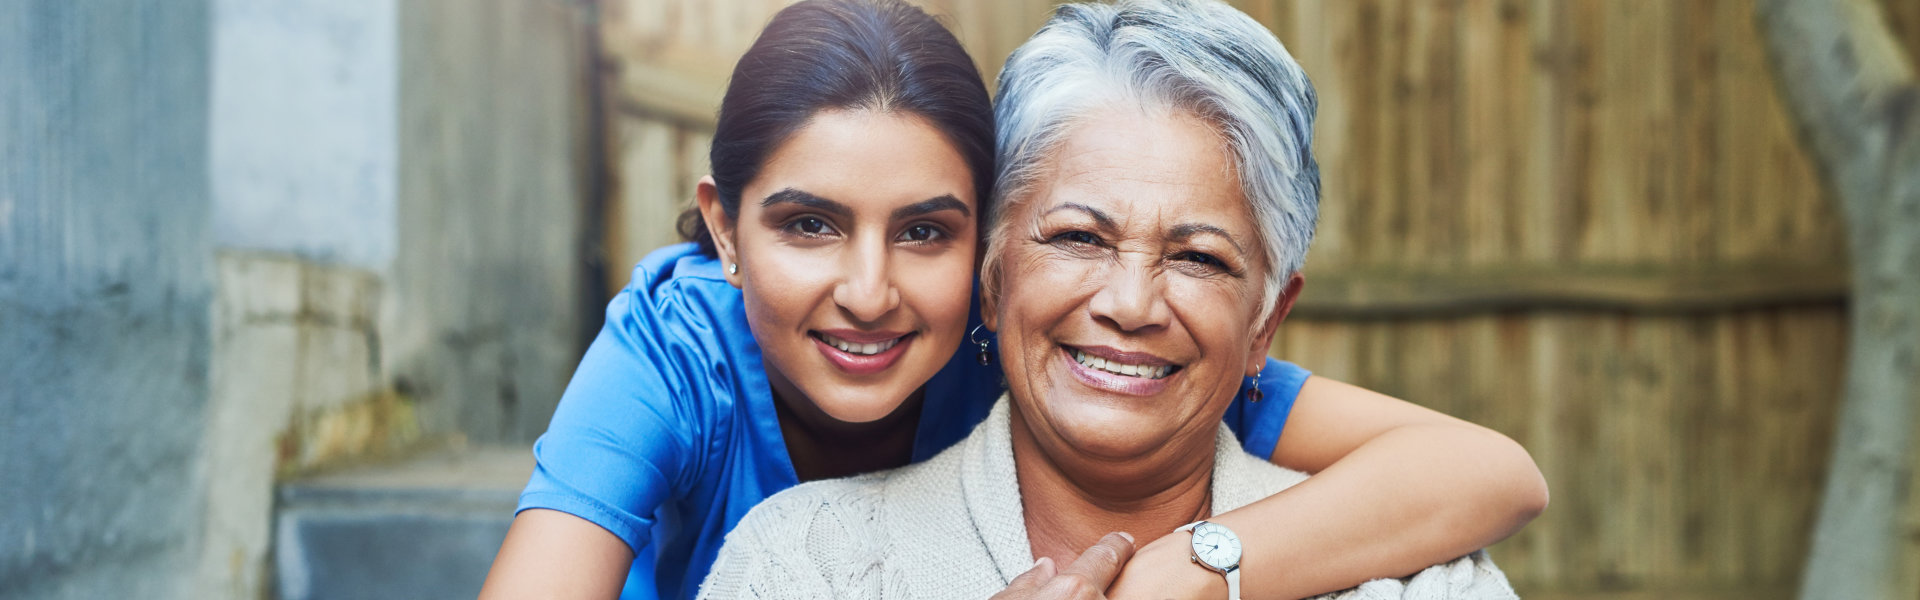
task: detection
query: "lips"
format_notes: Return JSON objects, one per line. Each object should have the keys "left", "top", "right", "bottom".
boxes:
{"left": 1059, "top": 344, "right": 1183, "bottom": 396}
{"left": 1068, "top": 347, "right": 1177, "bottom": 379}
{"left": 810, "top": 330, "right": 915, "bottom": 376}
{"left": 815, "top": 331, "right": 904, "bottom": 356}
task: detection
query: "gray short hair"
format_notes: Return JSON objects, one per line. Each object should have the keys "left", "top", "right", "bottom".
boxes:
{"left": 985, "top": 0, "right": 1320, "bottom": 322}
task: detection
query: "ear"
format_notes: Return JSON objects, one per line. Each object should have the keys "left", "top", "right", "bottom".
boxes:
{"left": 1247, "top": 272, "right": 1304, "bottom": 376}
{"left": 696, "top": 176, "right": 743, "bottom": 289}
{"left": 979, "top": 261, "right": 1001, "bottom": 332}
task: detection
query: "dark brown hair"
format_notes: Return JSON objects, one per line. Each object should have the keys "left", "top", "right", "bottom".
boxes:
{"left": 676, "top": 0, "right": 996, "bottom": 255}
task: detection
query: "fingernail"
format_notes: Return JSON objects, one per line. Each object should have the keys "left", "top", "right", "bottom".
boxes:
{"left": 1116, "top": 531, "right": 1135, "bottom": 544}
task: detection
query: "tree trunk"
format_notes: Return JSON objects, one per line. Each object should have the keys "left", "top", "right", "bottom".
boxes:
{"left": 1754, "top": 1, "right": 1920, "bottom": 598}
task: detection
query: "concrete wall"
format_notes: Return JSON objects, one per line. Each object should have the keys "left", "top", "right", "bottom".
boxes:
{"left": 210, "top": 0, "right": 398, "bottom": 270}
{"left": 389, "top": 0, "right": 592, "bottom": 443}
{"left": 193, "top": 0, "right": 592, "bottom": 595}
{"left": 0, "top": 2, "right": 215, "bottom": 598}
{"left": 4, "top": 1, "right": 591, "bottom": 597}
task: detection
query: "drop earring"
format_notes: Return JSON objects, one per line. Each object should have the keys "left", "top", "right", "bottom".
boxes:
{"left": 969, "top": 324, "right": 993, "bottom": 366}
{"left": 1244, "top": 371, "right": 1264, "bottom": 403}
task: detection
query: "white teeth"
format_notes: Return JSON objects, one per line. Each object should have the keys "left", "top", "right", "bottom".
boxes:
{"left": 1070, "top": 348, "right": 1174, "bottom": 380}
{"left": 819, "top": 333, "right": 901, "bottom": 356}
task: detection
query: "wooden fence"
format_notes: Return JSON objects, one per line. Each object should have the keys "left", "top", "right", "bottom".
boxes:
{"left": 597, "top": 0, "right": 1920, "bottom": 596}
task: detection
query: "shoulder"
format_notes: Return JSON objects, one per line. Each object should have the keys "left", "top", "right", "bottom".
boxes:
{"left": 737, "top": 473, "right": 891, "bottom": 541}
{"left": 614, "top": 243, "right": 739, "bottom": 330}
{"left": 1212, "top": 425, "right": 1312, "bottom": 513}
{"left": 527, "top": 244, "right": 753, "bottom": 526}
{"left": 699, "top": 474, "right": 895, "bottom": 599}
{"left": 588, "top": 243, "right": 754, "bottom": 403}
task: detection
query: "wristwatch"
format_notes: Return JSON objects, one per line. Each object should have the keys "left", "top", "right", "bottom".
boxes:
{"left": 1177, "top": 520, "right": 1242, "bottom": 600}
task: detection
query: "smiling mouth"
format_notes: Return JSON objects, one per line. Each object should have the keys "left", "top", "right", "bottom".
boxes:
{"left": 813, "top": 331, "right": 909, "bottom": 356}
{"left": 1064, "top": 345, "right": 1183, "bottom": 380}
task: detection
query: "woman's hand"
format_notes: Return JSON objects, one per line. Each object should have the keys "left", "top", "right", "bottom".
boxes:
{"left": 992, "top": 532, "right": 1138, "bottom": 600}
{"left": 1104, "top": 531, "right": 1224, "bottom": 600}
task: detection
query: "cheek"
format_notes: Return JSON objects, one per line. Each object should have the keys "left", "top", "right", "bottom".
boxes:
{"left": 999, "top": 251, "right": 1100, "bottom": 345}
{"left": 1167, "top": 279, "right": 1262, "bottom": 362}
{"left": 736, "top": 238, "right": 833, "bottom": 332}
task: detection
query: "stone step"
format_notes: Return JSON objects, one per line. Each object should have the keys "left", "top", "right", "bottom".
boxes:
{"left": 274, "top": 447, "right": 532, "bottom": 600}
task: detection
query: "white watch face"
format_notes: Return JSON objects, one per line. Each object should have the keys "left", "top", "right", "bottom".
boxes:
{"left": 1190, "top": 521, "right": 1242, "bottom": 570}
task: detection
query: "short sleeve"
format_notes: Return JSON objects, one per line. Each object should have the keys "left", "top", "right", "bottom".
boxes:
{"left": 516, "top": 286, "right": 702, "bottom": 555}
{"left": 1222, "top": 357, "right": 1310, "bottom": 461}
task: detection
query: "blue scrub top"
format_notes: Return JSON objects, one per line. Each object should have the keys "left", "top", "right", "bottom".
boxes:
{"left": 516, "top": 243, "right": 1311, "bottom": 600}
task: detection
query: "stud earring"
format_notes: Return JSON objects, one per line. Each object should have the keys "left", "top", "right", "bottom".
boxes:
{"left": 969, "top": 324, "right": 993, "bottom": 366}
{"left": 728, "top": 263, "right": 738, "bottom": 275}
{"left": 1244, "top": 371, "right": 1264, "bottom": 403}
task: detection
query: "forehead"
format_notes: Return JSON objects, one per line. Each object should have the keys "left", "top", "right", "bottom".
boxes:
{"left": 1034, "top": 107, "right": 1247, "bottom": 227}
{"left": 752, "top": 109, "right": 976, "bottom": 206}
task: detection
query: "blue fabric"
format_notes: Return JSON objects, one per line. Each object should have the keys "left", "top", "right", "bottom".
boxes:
{"left": 516, "top": 243, "right": 1311, "bottom": 600}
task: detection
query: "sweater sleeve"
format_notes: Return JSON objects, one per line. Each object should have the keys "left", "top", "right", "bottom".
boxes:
{"left": 1314, "top": 550, "right": 1518, "bottom": 600}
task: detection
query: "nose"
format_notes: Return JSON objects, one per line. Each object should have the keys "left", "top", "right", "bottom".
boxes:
{"left": 832, "top": 233, "right": 901, "bottom": 323}
{"left": 1087, "top": 258, "right": 1170, "bottom": 333}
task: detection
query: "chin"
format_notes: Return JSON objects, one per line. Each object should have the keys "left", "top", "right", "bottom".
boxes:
{"left": 811, "top": 385, "right": 914, "bottom": 423}
{"left": 1036, "top": 393, "right": 1175, "bottom": 460}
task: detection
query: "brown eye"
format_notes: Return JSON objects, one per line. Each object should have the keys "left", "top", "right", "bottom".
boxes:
{"left": 787, "top": 216, "right": 835, "bottom": 237}
{"left": 1177, "top": 251, "right": 1222, "bottom": 268}
{"left": 899, "top": 224, "right": 944, "bottom": 243}
{"left": 1050, "top": 230, "right": 1101, "bottom": 247}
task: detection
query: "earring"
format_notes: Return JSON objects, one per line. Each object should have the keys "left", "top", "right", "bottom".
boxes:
{"left": 969, "top": 324, "right": 993, "bottom": 366}
{"left": 728, "top": 263, "right": 738, "bottom": 275}
{"left": 1244, "top": 371, "right": 1264, "bottom": 403}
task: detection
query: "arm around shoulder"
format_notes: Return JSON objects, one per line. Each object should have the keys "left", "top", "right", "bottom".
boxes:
{"left": 1113, "top": 375, "right": 1546, "bottom": 600}
{"left": 1272, "top": 376, "right": 1549, "bottom": 537}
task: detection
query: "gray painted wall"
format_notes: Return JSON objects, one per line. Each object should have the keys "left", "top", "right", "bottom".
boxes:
{"left": 211, "top": 0, "right": 398, "bottom": 270}
{"left": 387, "top": 0, "right": 591, "bottom": 443}
{"left": 1, "top": 0, "right": 591, "bottom": 595}
{"left": 0, "top": 2, "right": 215, "bottom": 598}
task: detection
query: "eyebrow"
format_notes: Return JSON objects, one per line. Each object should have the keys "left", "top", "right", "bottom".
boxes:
{"left": 761, "top": 188, "right": 852, "bottom": 219}
{"left": 762, "top": 189, "right": 969, "bottom": 221}
{"left": 1041, "top": 202, "right": 1117, "bottom": 231}
{"left": 1169, "top": 222, "right": 1247, "bottom": 255}
{"left": 1045, "top": 202, "right": 1246, "bottom": 253}
{"left": 890, "top": 195, "right": 970, "bottom": 220}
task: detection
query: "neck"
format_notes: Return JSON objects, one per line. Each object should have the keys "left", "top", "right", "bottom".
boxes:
{"left": 1010, "top": 408, "right": 1217, "bottom": 566}
{"left": 773, "top": 387, "right": 924, "bottom": 482}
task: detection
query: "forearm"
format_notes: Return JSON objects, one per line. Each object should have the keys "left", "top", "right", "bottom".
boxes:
{"left": 1119, "top": 423, "right": 1546, "bottom": 599}
{"left": 480, "top": 509, "right": 636, "bottom": 600}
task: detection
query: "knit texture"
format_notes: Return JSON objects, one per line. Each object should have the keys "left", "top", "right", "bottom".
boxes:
{"left": 698, "top": 397, "right": 1519, "bottom": 599}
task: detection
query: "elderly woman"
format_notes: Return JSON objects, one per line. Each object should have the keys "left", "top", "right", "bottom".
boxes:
{"left": 696, "top": 1, "right": 1517, "bottom": 598}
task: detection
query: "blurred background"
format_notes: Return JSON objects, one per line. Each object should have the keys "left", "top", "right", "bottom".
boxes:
{"left": 3, "top": 0, "right": 1917, "bottom": 598}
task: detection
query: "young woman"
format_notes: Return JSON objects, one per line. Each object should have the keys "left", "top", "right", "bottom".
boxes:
{"left": 480, "top": 1, "right": 1547, "bottom": 599}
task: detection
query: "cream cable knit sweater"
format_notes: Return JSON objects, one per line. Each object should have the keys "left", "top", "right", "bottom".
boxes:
{"left": 697, "top": 397, "right": 1518, "bottom": 600}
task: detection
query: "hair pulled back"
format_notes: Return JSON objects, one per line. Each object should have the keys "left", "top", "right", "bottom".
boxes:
{"left": 677, "top": 0, "right": 996, "bottom": 255}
